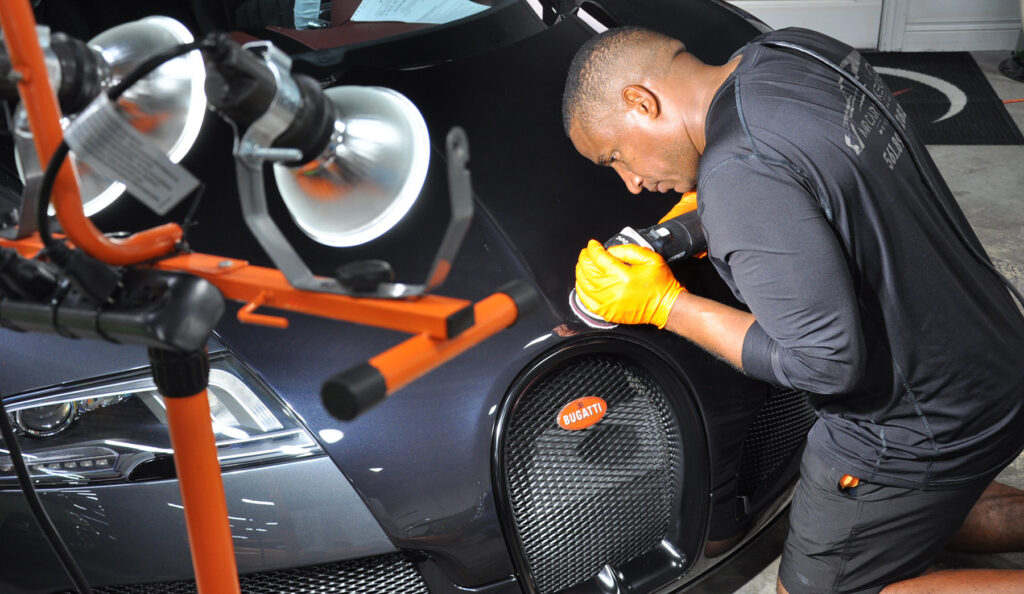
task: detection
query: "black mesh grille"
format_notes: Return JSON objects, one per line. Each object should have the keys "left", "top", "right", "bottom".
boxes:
{"left": 65, "top": 553, "right": 427, "bottom": 594}
{"left": 737, "top": 389, "right": 815, "bottom": 497}
{"left": 502, "top": 354, "right": 682, "bottom": 593}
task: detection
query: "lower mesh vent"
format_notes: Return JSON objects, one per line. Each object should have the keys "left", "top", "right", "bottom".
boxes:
{"left": 737, "top": 389, "right": 816, "bottom": 497}
{"left": 64, "top": 553, "right": 427, "bottom": 594}
{"left": 502, "top": 354, "right": 682, "bottom": 593}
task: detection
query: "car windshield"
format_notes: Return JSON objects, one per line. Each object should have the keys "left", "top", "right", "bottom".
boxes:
{"left": 282, "top": 0, "right": 544, "bottom": 76}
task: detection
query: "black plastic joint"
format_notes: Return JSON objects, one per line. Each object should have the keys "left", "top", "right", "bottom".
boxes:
{"left": 321, "top": 363, "right": 387, "bottom": 421}
{"left": 274, "top": 73, "right": 336, "bottom": 166}
{"left": 0, "top": 248, "right": 59, "bottom": 301}
{"left": 50, "top": 32, "right": 105, "bottom": 115}
{"left": 45, "top": 244, "right": 122, "bottom": 304}
{"left": 496, "top": 279, "right": 539, "bottom": 322}
{"left": 148, "top": 348, "right": 210, "bottom": 399}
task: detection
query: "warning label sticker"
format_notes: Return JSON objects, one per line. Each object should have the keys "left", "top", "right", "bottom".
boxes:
{"left": 64, "top": 95, "right": 199, "bottom": 215}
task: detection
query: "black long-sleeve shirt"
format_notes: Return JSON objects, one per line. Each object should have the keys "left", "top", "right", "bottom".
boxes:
{"left": 698, "top": 28, "right": 1024, "bottom": 489}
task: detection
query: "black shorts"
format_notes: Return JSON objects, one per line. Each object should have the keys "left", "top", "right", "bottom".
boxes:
{"left": 778, "top": 449, "right": 1000, "bottom": 594}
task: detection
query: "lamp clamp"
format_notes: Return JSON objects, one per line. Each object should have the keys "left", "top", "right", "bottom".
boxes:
{"left": 208, "top": 38, "right": 472, "bottom": 299}
{"left": 232, "top": 124, "right": 474, "bottom": 299}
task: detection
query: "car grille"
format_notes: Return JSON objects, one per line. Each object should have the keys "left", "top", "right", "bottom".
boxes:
{"left": 499, "top": 353, "right": 682, "bottom": 593}
{"left": 63, "top": 553, "right": 427, "bottom": 594}
{"left": 737, "top": 388, "right": 815, "bottom": 497}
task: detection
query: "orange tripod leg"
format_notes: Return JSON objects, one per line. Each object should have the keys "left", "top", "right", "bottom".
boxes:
{"left": 165, "top": 391, "right": 241, "bottom": 594}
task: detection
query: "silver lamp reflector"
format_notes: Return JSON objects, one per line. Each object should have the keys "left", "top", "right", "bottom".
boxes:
{"left": 273, "top": 86, "right": 431, "bottom": 247}
{"left": 14, "top": 16, "right": 206, "bottom": 216}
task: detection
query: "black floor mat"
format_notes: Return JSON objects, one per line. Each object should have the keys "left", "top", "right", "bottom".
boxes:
{"left": 863, "top": 51, "right": 1023, "bottom": 145}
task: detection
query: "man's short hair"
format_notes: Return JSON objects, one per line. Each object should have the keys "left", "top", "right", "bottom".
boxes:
{"left": 562, "top": 26, "right": 682, "bottom": 136}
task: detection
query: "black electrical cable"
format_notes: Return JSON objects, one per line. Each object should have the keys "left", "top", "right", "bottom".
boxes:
{"left": 177, "top": 182, "right": 207, "bottom": 250}
{"left": 105, "top": 39, "right": 210, "bottom": 103}
{"left": 0, "top": 396, "right": 93, "bottom": 594}
{"left": 760, "top": 40, "right": 1024, "bottom": 311}
{"left": 35, "top": 139, "right": 68, "bottom": 252}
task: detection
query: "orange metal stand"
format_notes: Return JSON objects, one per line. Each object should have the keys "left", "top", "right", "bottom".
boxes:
{"left": 0, "top": 4, "right": 238, "bottom": 592}
{"left": 165, "top": 391, "right": 242, "bottom": 594}
{"left": 1, "top": 237, "right": 521, "bottom": 396}
{"left": 0, "top": 4, "right": 527, "bottom": 592}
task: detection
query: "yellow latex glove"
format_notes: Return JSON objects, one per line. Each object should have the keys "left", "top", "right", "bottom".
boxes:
{"left": 574, "top": 240, "right": 685, "bottom": 328}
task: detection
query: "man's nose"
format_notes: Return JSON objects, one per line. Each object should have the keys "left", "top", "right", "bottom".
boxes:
{"left": 613, "top": 164, "right": 643, "bottom": 194}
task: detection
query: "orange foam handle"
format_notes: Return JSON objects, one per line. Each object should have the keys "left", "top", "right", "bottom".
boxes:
{"left": 0, "top": 1, "right": 181, "bottom": 266}
{"left": 165, "top": 392, "right": 241, "bottom": 594}
{"left": 658, "top": 191, "right": 698, "bottom": 224}
{"left": 370, "top": 291, "right": 519, "bottom": 393}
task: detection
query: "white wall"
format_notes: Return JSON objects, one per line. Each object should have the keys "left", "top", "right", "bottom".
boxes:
{"left": 727, "top": 0, "right": 883, "bottom": 49}
{"left": 728, "top": 0, "right": 1024, "bottom": 51}
{"left": 880, "top": 0, "right": 1022, "bottom": 51}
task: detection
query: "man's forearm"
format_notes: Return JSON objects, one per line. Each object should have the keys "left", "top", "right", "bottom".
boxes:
{"left": 662, "top": 292, "right": 756, "bottom": 370}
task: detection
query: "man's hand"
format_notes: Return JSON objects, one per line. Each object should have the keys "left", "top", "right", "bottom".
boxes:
{"left": 574, "top": 240, "right": 685, "bottom": 328}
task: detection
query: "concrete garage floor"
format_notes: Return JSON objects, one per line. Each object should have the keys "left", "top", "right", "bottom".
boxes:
{"left": 734, "top": 50, "right": 1024, "bottom": 594}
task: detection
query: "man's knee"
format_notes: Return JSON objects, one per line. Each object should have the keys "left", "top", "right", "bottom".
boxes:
{"left": 776, "top": 577, "right": 789, "bottom": 594}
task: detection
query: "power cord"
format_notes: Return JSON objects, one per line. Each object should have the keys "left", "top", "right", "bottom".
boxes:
{"left": 0, "top": 396, "right": 93, "bottom": 593}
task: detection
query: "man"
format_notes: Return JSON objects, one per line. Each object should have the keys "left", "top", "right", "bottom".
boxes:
{"left": 564, "top": 25, "right": 1024, "bottom": 593}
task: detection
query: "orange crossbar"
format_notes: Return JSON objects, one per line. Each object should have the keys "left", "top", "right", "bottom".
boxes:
{"left": 165, "top": 391, "right": 241, "bottom": 594}
{"left": 155, "top": 252, "right": 472, "bottom": 339}
{"left": 0, "top": 0, "right": 181, "bottom": 265}
{"left": 0, "top": 239, "right": 475, "bottom": 340}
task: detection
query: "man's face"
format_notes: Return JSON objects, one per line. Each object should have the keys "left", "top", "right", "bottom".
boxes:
{"left": 569, "top": 115, "right": 698, "bottom": 195}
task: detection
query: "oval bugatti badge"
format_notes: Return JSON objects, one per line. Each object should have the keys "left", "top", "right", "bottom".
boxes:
{"left": 556, "top": 396, "right": 608, "bottom": 431}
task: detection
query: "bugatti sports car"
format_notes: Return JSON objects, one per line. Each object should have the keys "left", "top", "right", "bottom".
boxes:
{"left": 0, "top": 1, "right": 816, "bottom": 592}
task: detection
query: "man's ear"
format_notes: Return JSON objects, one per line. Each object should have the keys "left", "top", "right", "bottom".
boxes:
{"left": 622, "top": 85, "right": 660, "bottom": 120}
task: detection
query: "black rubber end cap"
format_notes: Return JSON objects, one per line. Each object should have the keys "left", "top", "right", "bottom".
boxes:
{"left": 321, "top": 363, "right": 387, "bottom": 421}
{"left": 446, "top": 305, "right": 475, "bottom": 338}
{"left": 497, "top": 279, "right": 539, "bottom": 321}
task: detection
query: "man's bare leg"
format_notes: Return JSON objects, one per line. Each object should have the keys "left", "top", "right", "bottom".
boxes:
{"left": 779, "top": 568, "right": 1024, "bottom": 593}
{"left": 880, "top": 569, "right": 1024, "bottom": 592}
{"left": 879, "top": 481, "right": 1024, "bottom": 592}
{"left": 776, "top": 481, "right": 1024, "bottom": 593}
{"left": 945, "top": 481, "right": 1024, "bottom": 553}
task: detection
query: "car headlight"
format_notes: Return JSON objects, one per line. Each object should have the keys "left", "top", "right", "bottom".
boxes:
{"left": 0, "top": 353, "right": 323, "bottom": 487}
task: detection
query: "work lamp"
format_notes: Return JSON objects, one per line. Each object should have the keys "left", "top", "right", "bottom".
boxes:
{"left": 0, "top": 7, "right": 518, "bottom": 594}
{"left": 5, "top": 16, "right": 206, "bottom": 233}
{"left": 3, "top": 18, "right": 457, "bottom": 294}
